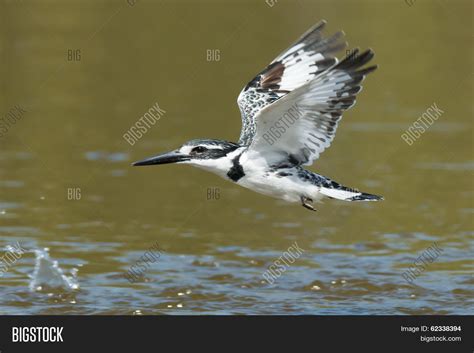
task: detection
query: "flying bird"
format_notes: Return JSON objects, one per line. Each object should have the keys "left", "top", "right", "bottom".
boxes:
{"left": 133, "top": 20, "right": 383, "bottom": 211}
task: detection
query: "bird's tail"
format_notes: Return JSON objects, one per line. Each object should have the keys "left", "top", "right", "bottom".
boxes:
{"left": 319, "top": 181, "right": 383, "bottom": 202}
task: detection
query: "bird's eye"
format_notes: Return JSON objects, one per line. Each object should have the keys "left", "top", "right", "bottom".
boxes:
{"left": 191, "top": 146, "right": 207, "bottom": 154}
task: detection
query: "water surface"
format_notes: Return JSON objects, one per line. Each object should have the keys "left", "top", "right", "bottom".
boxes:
{"left": 0, "top": 0, "right": 472, "bottom": 314}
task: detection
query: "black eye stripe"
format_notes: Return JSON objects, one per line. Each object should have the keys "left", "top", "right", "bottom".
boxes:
{"left": 191, "top": 146, "right": 207, "bottom": 153}
{"left": 185, "top": 141, "right": 239, "bottom": 157}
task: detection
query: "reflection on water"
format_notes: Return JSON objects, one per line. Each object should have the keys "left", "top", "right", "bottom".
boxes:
{"left": 0, "top": 0, "right": 472, "bottom": 314}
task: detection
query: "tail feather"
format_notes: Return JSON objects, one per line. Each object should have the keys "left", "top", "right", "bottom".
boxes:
{"left": 347, "top": 192, "right": 383, "bottom": 202}
{"left": 319, "top": 183, "right": 383, "bottom": 202}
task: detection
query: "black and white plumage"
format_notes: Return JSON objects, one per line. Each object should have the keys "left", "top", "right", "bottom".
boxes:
{"left": 133, "top": 20, "right": 383, "bottom": 211}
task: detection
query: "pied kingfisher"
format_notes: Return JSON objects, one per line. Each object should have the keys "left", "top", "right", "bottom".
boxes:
{"left": 133, "top": 20, "right": 383, "bottom": 211}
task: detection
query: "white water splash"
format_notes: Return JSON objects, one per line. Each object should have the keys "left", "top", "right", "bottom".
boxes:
{"left": 29, "top": 248, "right": 79, "bottom": 292}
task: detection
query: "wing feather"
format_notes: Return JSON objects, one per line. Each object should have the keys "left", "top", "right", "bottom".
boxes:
{"left": 237, "top": 20, "right": 346, "bottom": 145}
{"left": 246, "top": 48, "right": 377, "bottom": 166}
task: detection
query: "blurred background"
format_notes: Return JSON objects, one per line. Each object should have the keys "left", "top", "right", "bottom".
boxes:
{"left": 0, "top": 0, "right": 472, "bottom": 314}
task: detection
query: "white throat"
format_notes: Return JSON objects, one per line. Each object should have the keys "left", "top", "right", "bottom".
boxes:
{"left": 184, "top": 147, "right": 246, "bottom": 179}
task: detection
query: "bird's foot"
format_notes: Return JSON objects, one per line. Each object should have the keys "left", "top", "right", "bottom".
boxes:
{"left": 301, "top": 196, "right": 317, "bottom": 211}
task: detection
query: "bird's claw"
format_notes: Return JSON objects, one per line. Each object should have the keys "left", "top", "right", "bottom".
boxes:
{"left": 301, "top": 196, "right": 317, "bottom": 211}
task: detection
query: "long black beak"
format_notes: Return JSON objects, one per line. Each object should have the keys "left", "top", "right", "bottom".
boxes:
{"left": 132, "top": 150, "right": 190, "bottom": 166}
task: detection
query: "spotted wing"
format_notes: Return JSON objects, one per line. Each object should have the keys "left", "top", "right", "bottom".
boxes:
{"left": 237, "top": 20, "right": 346, "bottom": 146}
{"left": 246, "top": 49, "right": 377, "bottom": 167}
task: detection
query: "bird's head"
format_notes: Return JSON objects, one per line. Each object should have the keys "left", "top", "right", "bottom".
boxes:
{"left": 132, "top": 139, "right": 242, "bottom": 175}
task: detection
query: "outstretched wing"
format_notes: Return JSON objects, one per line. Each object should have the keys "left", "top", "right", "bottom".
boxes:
{"left": 237, "top": 20, "right": 346, "bottom": 146}
{"left": 247, "top": 49, "right": 377, "bottom": 167}
{"left": 237, "top": 21, "right": 377, "bottom": 167}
